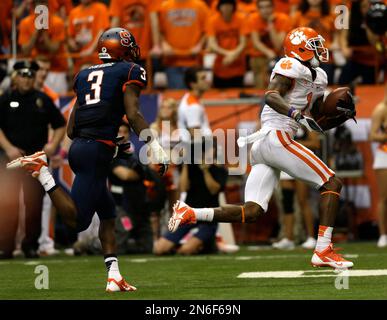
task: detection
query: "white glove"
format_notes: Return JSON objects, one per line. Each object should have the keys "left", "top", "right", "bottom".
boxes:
{"left": 148, "top": 139, "right": 169, "bottom": 176}
{"left": 295, "top": 113, "right": 324, "bottom": 133}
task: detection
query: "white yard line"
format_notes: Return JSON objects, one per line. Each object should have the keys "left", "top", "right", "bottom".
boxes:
{"left": 238, "top": 269, "right": 387, "bottom": 278}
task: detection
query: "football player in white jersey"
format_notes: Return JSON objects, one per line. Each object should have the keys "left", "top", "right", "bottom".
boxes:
{"left": 168, "top": 27, "right": 356, "bottom": 269}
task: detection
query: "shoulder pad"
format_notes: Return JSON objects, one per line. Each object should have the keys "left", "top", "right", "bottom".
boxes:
{"left": 124, "top": 62, "right": 147, "bottom": 89}
{"left": 272, "top": 57, "right": 305, "bottom": 79}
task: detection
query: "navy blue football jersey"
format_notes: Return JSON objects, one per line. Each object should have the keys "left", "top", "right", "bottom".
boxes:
{"left": 73, "top": 61, "right": 147, "bottom": 141}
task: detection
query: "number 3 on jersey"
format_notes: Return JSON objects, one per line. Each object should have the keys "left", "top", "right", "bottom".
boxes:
{"left": 139, "top": 67, "right": 146, "bottom": 81}
{"left": 85, "top": 70, "right": 104, "bottom": 105}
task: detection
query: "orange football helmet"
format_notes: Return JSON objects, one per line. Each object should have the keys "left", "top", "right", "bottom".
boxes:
{"left": 97, "top": 27, "right": 140, "bottom": 62}
{"left": 283, "top": 27, "right": 329, "bottom": 67}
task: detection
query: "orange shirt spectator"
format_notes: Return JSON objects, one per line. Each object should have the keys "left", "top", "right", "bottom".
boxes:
{"left": 210, "top": 0, "right": 258, "bottom": 16}
{"left": 0, "top": 0, "right": 13, "bottom": 53}
{"left": 248, "top": 9, "right": 291, "bottom": 57}
{"left": 110, "top": 0, "right": 159, "bottom": 60}
{"left": 68, "top": 0, "right": 109, "bottom": 73}
{"left": 49, "top": 0, "right": 73, "bottom": 18}
{"left": 292, "top": 0, "right": 336, "bottom": 48}
{"left": 273, "top": 0, "right": 299, "bottom": 15}
{"left": 248, "top": 0, "right": 291, "bottom": 88}
{"left": 18, "top": 14, "right": 67, "bottom": 73}
{"left": 207, "top": 0, "right": 249, "bottom": 87}
{"left": 159, "top": 0, "right": 209, "bottom": 68}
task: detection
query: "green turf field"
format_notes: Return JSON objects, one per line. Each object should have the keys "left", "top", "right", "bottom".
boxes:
{"left": 1, "top": 242, "right": 387, "bottom": 300}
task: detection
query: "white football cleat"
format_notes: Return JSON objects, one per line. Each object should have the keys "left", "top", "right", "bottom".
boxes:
{"left": 301, "top": 237, "right": 317, "bottom": 249}
{"left": 168, "top": 200, "right": 197, "bottom": 233}
{"left": 6, "top": 151, "right": 48, "bottom": 177}
{"left": 272, "top": 238, "right": 295, "bottom": 250}
{"left": 106, "top": 278, "right": 137, "bottom": 292}
{"left": 311, "top": 243, "right": 353, "bottom": 269}
{"left": 377, "top": 235, "right": 387, "bottom": 248}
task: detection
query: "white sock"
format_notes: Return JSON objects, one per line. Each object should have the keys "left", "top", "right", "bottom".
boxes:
{"left": 315, "top": 225, "right": 333, "bottom": 252}
{"left": 37, "top": 166, "right": 56, "bottom": 192}
{"left": 194, "top": 208, "right": 214, "bottom": 222}
{"left": 105, "top": 257, "right": 122, "bottom": 281}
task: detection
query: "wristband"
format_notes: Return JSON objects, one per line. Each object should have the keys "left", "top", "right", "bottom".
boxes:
{"left": 287, "top": 107, "right": 297, "bottom": 118}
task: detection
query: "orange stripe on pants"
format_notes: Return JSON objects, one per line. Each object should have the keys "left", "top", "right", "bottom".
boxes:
{"left": 285, "top": 132, "right": 333, "bottom": 178}
{"left": 276, "top": 131, "right": 328, "bottom": 184}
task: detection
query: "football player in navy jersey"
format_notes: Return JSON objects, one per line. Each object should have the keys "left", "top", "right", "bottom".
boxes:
{"left": 7, "top": 28, "right": 169, "bottom": 292}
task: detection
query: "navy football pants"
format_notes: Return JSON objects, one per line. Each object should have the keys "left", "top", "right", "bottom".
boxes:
{"left": 68, "top": 138, "right": 116, "bottom": 232}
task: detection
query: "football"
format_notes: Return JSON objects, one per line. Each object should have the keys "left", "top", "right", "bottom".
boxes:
{"left": 321, "top": 87, "right": 353, "bottom": 117}
{"left": 311, "top": 87, "right": 354, "bottom": 131}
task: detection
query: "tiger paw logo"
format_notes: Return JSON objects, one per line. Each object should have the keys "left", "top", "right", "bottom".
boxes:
{"left": 289, "top": 30, "right": 307, "bottom": 45}
{"left": 280, "top": 60, "right": 292, "bottom": 70}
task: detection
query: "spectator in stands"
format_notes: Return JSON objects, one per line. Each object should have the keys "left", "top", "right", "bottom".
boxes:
{"left": 0, "top": 0, "right": 12, "bottom": 55}
{"left": 178, "top": 67, "right": 212, "bottom": 143}
{"left": 158, "top": 0, "right": 209, "bottom": 89}
{"left": 248, "top": 0, "right": 292, "bottom": 88}
{"left": 338, "top": 0, "right": 380, "bottom": 85}
{"left": 207, "top": 0, "right": 249, "bottom": 88}
{"left": 272, "top": 129, "right": 320, "bottom": 250}
{"left": 18, "top": 0, "right": 68, "bottom": 94}
{"left": 292, "top": 0, "right": 338, "bottom": 84}
{"left": 209, "top": 0, "right": 258, "bottom": 17}
{"left": 68, "top": 0, "right": 109, "bottom": 75}
{"left": 273, "top": 0, "right": 299, "bottom": 15}
{"left": 0, "top": 61, "right": 66, "bottom": 258}
{"left": 154, "top": 139, "right": 227, "bottom": 255}
{"left": 34, "top": 57, "right": 59, "bottom": 106}
{"left": 150, "top": 98, "right": 180, "bottom": 240}
{"left": 50, "top": 0, "right": 73, "bottom": 23}
{"left": 110, "top": 0, "right": 159, "bottom": 69}
{"left": 237, "top": 0, "right": 259, "bottom": 17}
{"left": 370, "top": 87, "right": 387, "bottom": 248}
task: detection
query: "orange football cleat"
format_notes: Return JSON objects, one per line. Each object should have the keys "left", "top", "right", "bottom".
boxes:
{"left": 168, "top": 200, "right": 197, "bottom": 233}
{"left": 106, "top": 278, "right": 137, "bottom": 292}
{"left": 311, "top": 243, "right": 354, "bottom": 269}
{"left": 6, "top": 151, "right": 48, "bottom": 177}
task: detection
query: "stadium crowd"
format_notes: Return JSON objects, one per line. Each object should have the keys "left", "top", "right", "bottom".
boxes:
{"left": 0, "top": 0, "right": 386, "bottom": 259}
{"left": 0, "top": 0, "right": 386, "bottom": 92}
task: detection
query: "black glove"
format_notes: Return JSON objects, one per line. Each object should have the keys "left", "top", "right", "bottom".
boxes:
{"left": 156, "top": 163, "right": 169, "bottom": 176}
{"left": 336, "top": 92, "right": 356, "bottom": 120}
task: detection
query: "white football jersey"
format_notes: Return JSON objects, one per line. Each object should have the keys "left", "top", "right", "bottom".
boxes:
{"left": 177, "top": 93, "right": 212, "bottom": 141}
{"left": 261, "top": 57, "right": 328, "bottom": 135}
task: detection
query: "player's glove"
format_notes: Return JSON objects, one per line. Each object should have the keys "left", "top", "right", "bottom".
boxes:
{"left": 113, "top": 136, "right": 132, "bottom": 158}
{"left": 336, "top": 91, "right": 357, "bottom": 122}
{"left": 148, "top": 139, "right": 169, "bottom": 176}
{"left": 289, "top": 108, "right": 324, "bottom": 133}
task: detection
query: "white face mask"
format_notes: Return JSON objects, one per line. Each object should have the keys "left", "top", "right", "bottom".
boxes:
{"left": 309, "top": 56, "right": 320, "bottom": 68}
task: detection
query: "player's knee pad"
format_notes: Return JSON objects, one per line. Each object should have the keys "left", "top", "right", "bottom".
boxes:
{"left": 282, "top": 188, "right": 294, "bottom": 214}
{"left": 244, "top": 202, "right": 263, "bottom": 222}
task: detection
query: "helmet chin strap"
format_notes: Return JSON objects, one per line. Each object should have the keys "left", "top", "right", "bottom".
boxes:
{"left": 309, "top": 56, "right": 320, "bottom": 68}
